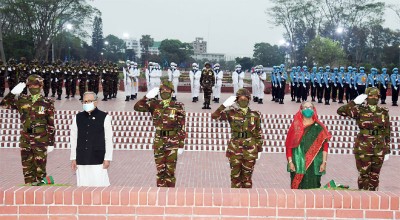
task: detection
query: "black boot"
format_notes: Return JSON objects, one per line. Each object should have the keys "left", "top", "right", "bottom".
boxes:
{"left": 338, "top": 100, "right": 344, "bottom": 104}
{"left": 65, "top": 95, "right": 70, "bottom": 99}
{"left": 381, "top": 100, "right": 386, "bottom": 104}
{"left": 56, "top": 95, "right": 61, "bottom": 100}
{"left": 311, "top": 98, "right": 315, "bottom": 102}
{"left": 279, "top": 99, "right": 284, "bottom": 104}
{"left": 393, "top": 102, "right": 398, "bottom": 106}
{"left": 216, "top": 98, "right": 219, "bottom": 103}
{"left": 296, "top": 98, "right": 301, "bottom": 103}
{"left": 192, "top": 97, "right": 196, "bottom": 102}
{"left": 125, "top": 96, "right": 130, "bottom": 101}
{"left": 71, "top": 95, "right": 75, "bottom": 98}
{"left": 172, "top": 97, "right": 177, "bottom": 101}
{"left": 332, "top": 98, "right": 336, "bottom": 102}
{"left": 271, "top": 97, "right": 275, "bottom": 101}
{"left": 275, "top": 98, "right": 279, "bottom": 103}
{"left": 131, "top": 95, "right": 135, "bottom": 100}
{"left": 206, "top": 103, "right": 211, "bottom": 109}
{"left": 213, "top": 97, "right": 217, "bottom": 102}
{"left": 108, "top": 94, "right": 112, "bottom": 99}
{"left": 254, "top": 97, "right": 259, "bottom": 102}
{"left": 102, "top": 96, "right": 108, "bottom": 101}
{"left": 325, "top": 100, "right": 330, "bottom": 105}
{"left": 51, "top": 94, "right": 55, "bottom": 97}
{"left": 44, "top": 93, "right": 48, "bottom": 98}
{"left": 79, "top": 96, "right": 83, "bottom": 101}
{"left": 258, "top": 99, "right": 263, "bottom": 104}
{"left": 195, "top": 97, "right": 199, "bottom": 102}
{"left": 202, "top": 103, "right": 207, "bottom": 109}
{"left": 318, "top": 99, "right": 322, "bottom": 103}
{"left": 0, "top": 93, "right": 3, "bottom": 97}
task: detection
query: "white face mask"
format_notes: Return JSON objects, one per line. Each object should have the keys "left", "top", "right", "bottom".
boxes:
{"left": 83, "top": 103, "right": 95, "bottom": 112}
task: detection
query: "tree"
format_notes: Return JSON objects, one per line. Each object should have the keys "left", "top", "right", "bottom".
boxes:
{"left": 140, "top": 35, "right": 154, "bottom": 66}
{"left": 91, "top": 16, "right": 103, "bottom": 61}
{"left": 305, "top": 36, "right": 346, "bottom": 66}
{"left": 103, "top": 34, "right": 126, "bottom": 62}
{"left": 0, "top": 0, "right": 97, "bottom": 61}
{"left": 235, "top": 57, "right": 254, "bottom": 71}
{"left": 253, "top": 42, "right": 285, "bottom": 66}
{"left": 159, "top": 39, "right": 194, "bottom": 67}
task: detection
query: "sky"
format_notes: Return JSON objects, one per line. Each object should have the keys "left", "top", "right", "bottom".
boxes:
{"left": 89, "top": 0, "right": 400, "bottom": 58}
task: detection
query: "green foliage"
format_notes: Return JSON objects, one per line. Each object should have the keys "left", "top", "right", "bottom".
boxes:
{"left": 103, "top": 34, "right": 126, "bottom": 62}
{"left": 305, "top": 37, "right": 346, "bottom": 66}
{"left": 253, "top": 42, "right": 285, "bottom": 66}
{"left": 159, "top": 39, "right": 194, "bottom": 68}
{"left": 91, "top": 16, "right": 104, "bottom": 61}
{"left": 235, "top": 57, "right": 254, "bottom": 71}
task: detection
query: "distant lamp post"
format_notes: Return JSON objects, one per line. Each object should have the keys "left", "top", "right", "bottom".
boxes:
{"left": 104, "top": 41, "right": 109, "bottom": 45}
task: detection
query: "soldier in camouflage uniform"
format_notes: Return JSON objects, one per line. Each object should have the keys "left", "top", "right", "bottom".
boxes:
{"left": 0, "top": 74, "right": 55, "bottom": 185}
{"left": 18, "top": 57, "right": 30, "bottom": 95}
{"left": 64, "top": 62, "right": 72, "bottom": 98}
{"left": 200, "top": 62, "right": 215, "bottom": 109}
{"left": 42, "top": 62, "right": 52, "bottom": 97}
{"left": 7, "top": 58, "right": 19, "bottom": 92}
{"left": 337, "top": 87, "right": 390, "bottom": 191}
{"left": 78, "top": 61, "right": 88, "bottom": 100}
{"left": 134, "top": 80, "right": 186, "bottom": 187}
{"left": 0, "top": 60, "right": 6, "bottom": 97}
{"left": 211, "top": 88, "right": 263, "bottom": 188}
{"left": 112, "top": 64, "right": 119, "bottom": 98}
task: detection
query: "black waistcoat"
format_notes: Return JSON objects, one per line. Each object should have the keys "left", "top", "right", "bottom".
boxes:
{"left": 76, "top": 108, "right": 107, "bottom": 165}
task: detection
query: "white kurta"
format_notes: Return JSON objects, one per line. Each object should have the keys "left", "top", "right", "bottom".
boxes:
{"left": 70, "top": 113, "right": 113, "bottom": 187}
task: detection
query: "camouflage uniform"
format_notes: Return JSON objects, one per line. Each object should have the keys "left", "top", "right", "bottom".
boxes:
{"left": 18, "top": 58, "right": 30, "bottom": 95}
{"left": 200, "top": 62, "right": 215, "bottom": 109}
{"left": 78, "top": 62, "right": 88, "bottom": 100}
{"left": 112, "top": 66, "right": 119, "bottom": 98}
{"left": 134, "top": 81, "right": 186, "bottom": 187}
{"left": 7, "top": 59, "right": 19, "bottom": 92}
{"left": 70, "top": 65, "right": 78, "bottom": 97}
{"left": 0, "top": 61, "right": 6, "bottom": 97}
{"left": 211, "top": 89, "right": 263, "bottom": 188}
{"left": 337, "top": 87, "right": 390, "bottom": 191}
{"left": 0, "top": 75, "right": 55, "bottom": 184}
{"left": 64, "top": 63, "right": 72, "bottom": 98}
{"left": 100, "top": 63, "right": 111, "bottom": 101}
{"left": 56, "top": 62, "right": 64, "bottom": 100}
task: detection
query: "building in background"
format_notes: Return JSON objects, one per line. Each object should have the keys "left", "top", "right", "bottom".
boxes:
{"left": 192, "top": 37, "right": 207, "bottom": 54}
{"left": 191, "top": 37, "right": 225, "bottom": 62}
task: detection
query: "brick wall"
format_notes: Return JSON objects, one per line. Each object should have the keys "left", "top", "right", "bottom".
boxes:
{"left": 1, "top": 187, "right": 399, "bottom": 219}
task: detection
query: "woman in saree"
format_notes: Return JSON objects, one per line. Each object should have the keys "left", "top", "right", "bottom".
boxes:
{"left": 285, "top": 101, "right": 332, "bottom": 189}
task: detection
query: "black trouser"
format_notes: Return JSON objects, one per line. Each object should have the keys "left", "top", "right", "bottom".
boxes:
{"left": 56, "top": 79, "right": 63, "bottom": 96}
{"left": 311, "top": 83, "right": 317, "bottom": 100}
{"left": 330, "top": 83, "right": 337, "bottom": 100}
{"left": 271, "top": 84, "right": 277, "bottom": 100}
{"left": 291, "top": 83, "right": 297, "bottom": 100}
{"left": 43, "top": 78, "right": 51, "bottom": 96}
{"left": 65, "top": 79, "right": 71, "bottom": 96}
{"left": 324, "top": 84, "right": 331, "bottom": 101}
{"left": 93, "top": 78, "right": 100, "bottom": 94}
{"left": 317, "top": 84, "right": 324, "bottom": 101}
{"left": 379, "top": 84, "right": 387, "bottom": 101}
{"left": 338, "top": 84, "right": 344, "bottom": 102}
{"left": 296, "top": 83, "right": 303, "bottom": 101}
{"left": 350, "top": 85, "right": 357, "bottom": 100}
{"left": 71, "top": 78, "right": 77, "bottom": 96}
{"left": 51, "top": 79, "right": 57, "bottom": 95}
{"left": 357, "top": 85, "right": 366, "bottom": 96}
{"left": 301, "top": 82, "right": 309, "bottom": 101}
{"left": 278, "top": 81, "right": 286, "bottom": 100}
{"left": 344, "top": 83, "right": 350, "bottom": 101}
{"left": 392, "top": 85, "right": 399, "bottom": 103}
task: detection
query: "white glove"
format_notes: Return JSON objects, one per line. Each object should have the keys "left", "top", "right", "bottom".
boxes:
{"left": 326, "top": 85, "right": 329, "bottom": 88}
{"left": 383, "top": 86, "right": 386, "bottom": 89}
{"left": 353, "top": 94, "right": 368, "bottom": 105}
{"left": 87, "top": 72, "right": 91, "bottom": 75}
{"left": 8, "top": 67, "right": 11, "bottom": 71}
{"left": 178, "top": 148, "right": 184, "bottom": 155}
{"left": 384, "top": 154, "right": 389, "bottom": 161}
{"left": 223, "top": 96, "right": 237, "bottom": 107}
{"left": 79, "top": 71, "right": 82, "bottom": 74}
{"left": 103, "top": 70, "right": 106, "bottom": 73}
{"left": 257, "top": 152, "right": 262, "bottom": 161}
{"left": 11, "top": 82, "right": 26, "bottom": 95}
{"left": 146, "top": 87, "right": 159, "bottom": 99}
{"left": 32, "top": 69, "right": 36, "bottom": 73}
{"left": 395, "top": 87, "right": 398, "bottom": 91}
{"left": 303, "top": 84, "right": 306, "bottom": 88}
{"left": 319, "top": 84, "right": 322, "bottom": 87}
{"left": 349, "top": 85, "right": 352, "bottom": 89}
{"left": 47, "top": 146, "right": 54, "bottom": 153}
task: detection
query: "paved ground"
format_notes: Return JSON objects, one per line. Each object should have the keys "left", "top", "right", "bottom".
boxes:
{"left": 0, "top": 90, "right": 399, "bottom": 191}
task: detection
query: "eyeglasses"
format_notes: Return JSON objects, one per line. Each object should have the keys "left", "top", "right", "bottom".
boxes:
{"left": 82, "top": 100, "right": 96, "bottom": 104}
{"left": 302, "top": 106, "right": 313, "bottom": 110}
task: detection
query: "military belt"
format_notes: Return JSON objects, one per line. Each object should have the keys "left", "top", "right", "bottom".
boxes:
{"left": 156, "top": 130, "right": 177, "bottom": 137}
{"left": 232, "top": 131, "right": 251, "bottom": 139}
{"left": 359, "top": 129, "right": 383, "bottom": 135}
{"left": 25, "top": 126, "right": 46, "bottom": 134}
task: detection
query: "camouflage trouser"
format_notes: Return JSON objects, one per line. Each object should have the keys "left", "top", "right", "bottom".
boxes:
{"left": 203, "top": 86, "right": 213, "bottom": 104}
{"left": 355, "top": 153, "right": 384, "bottom": 191}
{"left": 153, "top": 135, "right": 180, "bottom": 187}
{"left": 20, "top": 144, "right": 48, "bottom": 184}
{"left": 227, "top": 143, "right": 257, "bottom": 188}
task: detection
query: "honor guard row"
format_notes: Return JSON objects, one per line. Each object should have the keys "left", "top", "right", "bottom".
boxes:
{"left": 0, "top": 58, "right": 120, "bottom": 101}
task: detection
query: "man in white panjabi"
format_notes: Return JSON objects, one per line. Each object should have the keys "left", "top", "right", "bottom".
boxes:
{"left": 70, "top": 91, "right": 113, "bottom": 187}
